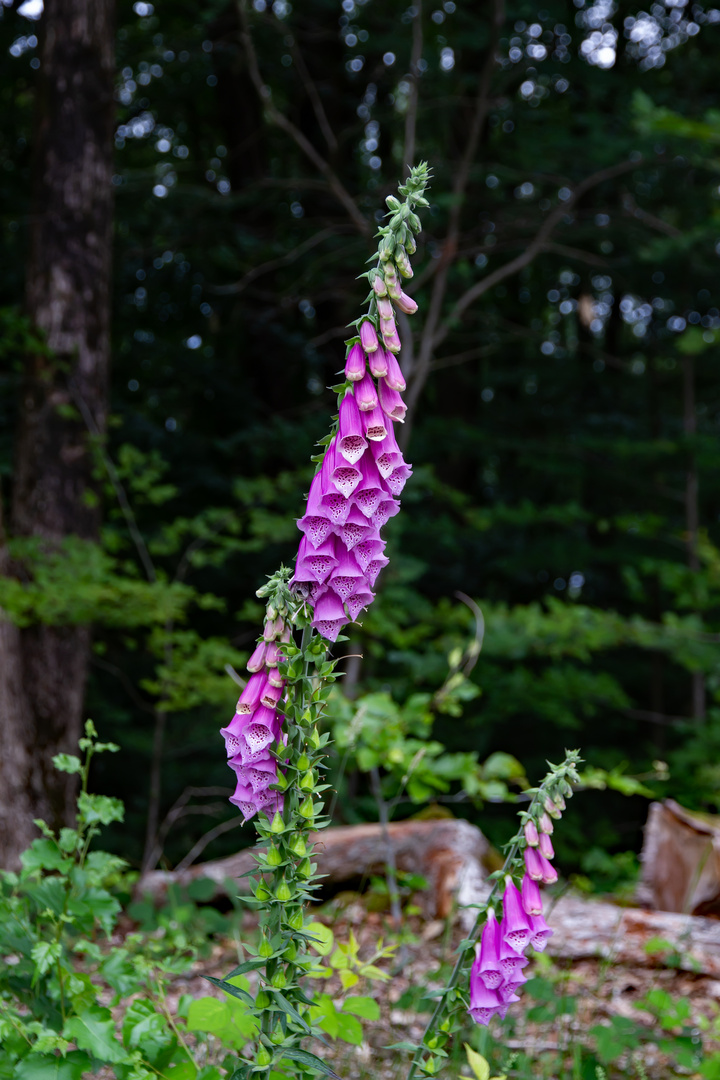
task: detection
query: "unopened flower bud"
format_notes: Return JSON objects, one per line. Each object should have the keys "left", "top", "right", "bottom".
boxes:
{"left": 377, "top": 296, "right": 394, "bottom": 322}
{"left": 538, "top": 812, "right": 554, "bottom": 835}
{"left": 545, "top": 796, "right": 562, "bottom": 820}
{"left": 359, "top": 319, "right": 379, "bottom": 353}
{"left": 524, "top": 820, "right": 539, "bottom": 847}
{"left": 395, "top": 245, "right": 413, "bottom": 278}
{"left": 538, "top": 832, "right": 554, "bottom": 860}
{"left": 299, "top": 770, "right": 315, "bottom": 791}
{"left": 368, "top": 346, "right": 389, "bottom": 379}
{"left": 345, "top": 341, "right": 366, "bottom": 382}
{"left": 372, "top": 274, "right": 388, "bottom": 297}
{"left": 266, "top": 842, "right": 282, "bottom": 868}
{"left": 289, "top": 835, "right": 307, "bottom": 857}
{"left": 394, "top": 290, "right": 418, "bottom": 315}
{"left": 275, "top": 880, "right": 292, "bottom": 902}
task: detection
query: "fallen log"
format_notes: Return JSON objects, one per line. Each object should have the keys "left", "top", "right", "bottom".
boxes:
{"left": 138, "top": 817, "right": 491, "bottom": 919}
{"left": 138, "top": 816, "right": 720, "bottom": 976}
{"left": 546, "top": 892, "right": 720, "bottom": 975}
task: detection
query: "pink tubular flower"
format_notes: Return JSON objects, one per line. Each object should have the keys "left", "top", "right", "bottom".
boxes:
{"left": 368, "top": 345, "right": 389, "bottom": 379}
{"left": 468, "top": 972, "right": 503, "bottom": 1028}
{"left": 528, "top": 912, "right": 554, "bottom": 952}
{"left": 344, "top": 341, "right": 366, "bottom": 382}
{"left": 383, "top": 349, "right": 406, "bottom": 392}
{"left": 500, "top": 877, "right": 533, "bottom": 953}
{"left": 378, "top": 378, "right": 407, "bottom": 423}
{"left": 524, "top": 820, "right": 539, "bottom": 846}
{"left": 359, "top": 319, "right": 379, "bottom": 353}
{"left": 524, "top": 847, "right": 544, "bottom": 882}
{"left": 521, "top": 873, "right": 543, "bottom": 917}
{"left": 394, "top": 289, "right": 418, "bottom": 315}
{"left": 337, "top": 392, "right": 368, "bottom": 465}
{"left": 381, "top": 324, "right": 402, "bottom": 354}
{"left": 247, "top": 640, "right": 268, "bottom": 673}
{"left": 538, "top": 832, "right": 554, "bottom": 860}
{"left": 355, "top": 370, "right": 379, "bottom": 412}
{"left": 475, "top": 908, "right": 503, "bottom": 989}
{"left": 361, "top": 404, "right": 388, "bottom": 442}
{"left": 312, "top": 588, "right": 347, "bottom": 642}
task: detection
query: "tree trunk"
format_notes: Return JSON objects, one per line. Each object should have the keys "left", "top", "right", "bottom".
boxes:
{"left": 0, "top": 0, "right": 115, "bottom": 868}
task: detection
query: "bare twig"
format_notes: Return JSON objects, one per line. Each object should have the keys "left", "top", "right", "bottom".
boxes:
{"left": 403, "top": 0, "right": 424, "bottom": 170}
{"left": 402, "top": 156, "right": 641, "bottom": 443}
{"left": 400, "top": 0, "right": 505, "bottom": 447}
{"left": 91, "top": 655, "right": 155, "bottom": 715}
{"left": 207, "top": 227, "right": 343, "bottom": 296}
{"left": 174, "top": 815, "right": 245, "bottom": 872}
{"left": 238, "top": 0, "right": 369, "bottom": 235}
{"left": 289, "top": 36, "right": 338, "bottom": 152}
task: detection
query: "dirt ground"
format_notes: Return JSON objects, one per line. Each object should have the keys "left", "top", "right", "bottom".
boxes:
{"left": 160, "top": 898, "right": 720, "bottom": 1079}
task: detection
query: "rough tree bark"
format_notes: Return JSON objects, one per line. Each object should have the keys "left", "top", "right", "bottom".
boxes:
{"left": 0, "top": 0, "right": 115, "bottom": 868}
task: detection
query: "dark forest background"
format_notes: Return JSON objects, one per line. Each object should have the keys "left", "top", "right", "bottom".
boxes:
{"left": 2, "top": 0, "right": 720, "bottom": 887}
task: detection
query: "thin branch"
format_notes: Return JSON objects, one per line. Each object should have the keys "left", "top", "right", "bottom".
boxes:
{"left": 401, "top": 0, "right": 505, "bottom": 446}
{"left": 289, "top": 36, "right": 338, "bottom": 152}
{"left": 207, "top": 228, "right": 344, "bottom": 296}
{"left": 622, "top": 192, "right": 682, "bottom": 238}
{"left": 174, "top": 815, "right": 245, "bottom": 872}
{"left": 91, "top": 655, "right": 155, "bottom": 715}
{"left": 238, "top": 0, "right": 369, "bottom": 236}
{"left": 403, "top": 0, "right": 424, "bottom": 170}
{"left": 439, "top": 159, "right": 641, "bottom": 345}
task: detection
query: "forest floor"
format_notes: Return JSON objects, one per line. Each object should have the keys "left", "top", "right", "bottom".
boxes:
{"left": 155, "top": 896, "right": 720, "bottom": 1080}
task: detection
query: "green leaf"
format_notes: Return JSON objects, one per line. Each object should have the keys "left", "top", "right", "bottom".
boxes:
{"left": 342, "top": 996, "right": 380, "bottom": 1020}
{"left": 335, "top": 1011, "right": 363, "bottom": 1045}
{"left": 21, "top": 838, "right": 69, "bottom": 874}
{"left": 278, "top": 1048, "right": 341, "bottom": 1079}
{"left": 225, "top": 958, "right": 267, "bottom": 977}
{"left": 187, "top": 997, "right": 230, "bottom": 1033}
{"left": 31, "top": 940, "right": 62, "bottom": 980}
{"left": 201, "top": 975, "right": 253, "bottom": 1005}
{"left": 77, "top": 792, "right": 124, "bottom": 826}
{"left": 63, "top": 1006, "right": 130, "bottom": 1063}
{"left": 165, "top": 1064, "right": 198, "bottom": 1080}
{"left": 52, "top": 754, "right": 83, "bottom": 775}
{"left": 306, "top": 921, "right": 334, "bottom": 956}
{"left": 465, "top": 1044, "right": 490, "bottom": 1080}
{"left": 271, "top": 990, "right": 312, "bottom": 1033}
{"left": 14, "top": 1051, "right": 93, "bottom": 1080}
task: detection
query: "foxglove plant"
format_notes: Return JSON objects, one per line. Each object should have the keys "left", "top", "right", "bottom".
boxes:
{"left": 405, "top": 751, "right": 582, "bottom": 1080}
{"left": 214, "top": 165, "right": 431, "bottom": 1079}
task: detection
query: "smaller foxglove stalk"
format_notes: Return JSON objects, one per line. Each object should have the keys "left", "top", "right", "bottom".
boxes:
{"left": 406, "top": 751, "right": 582, "bottom": 1080}
{"left": 291, "top": 162, "right": 431, "bottom": 643}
